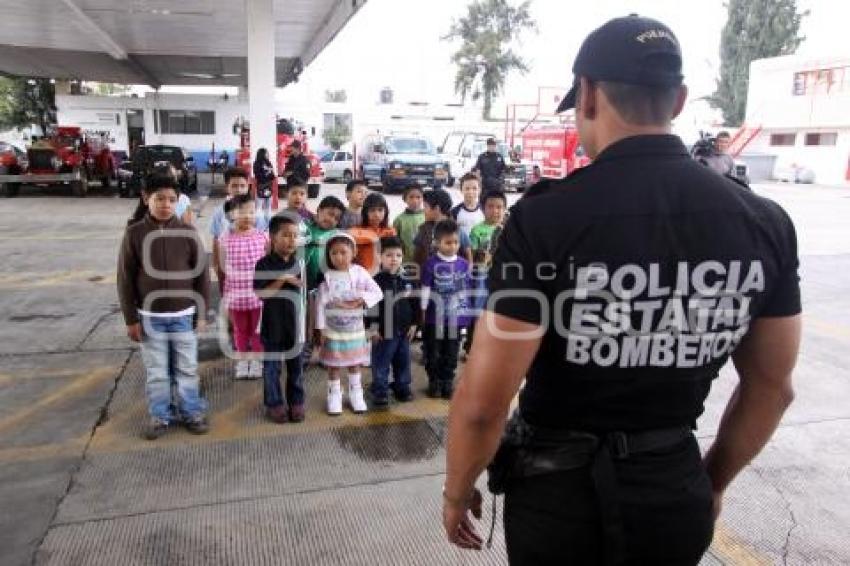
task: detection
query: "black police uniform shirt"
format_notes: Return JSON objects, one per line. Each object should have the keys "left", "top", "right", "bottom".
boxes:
{"left": 487, "top": 134, "right": 801, "bottom": 432}
{"left": 284, "top": 153, "right": 311, "bottom": 186}
{"left": 474, "top": 151, "right": 506, "bottom": 189}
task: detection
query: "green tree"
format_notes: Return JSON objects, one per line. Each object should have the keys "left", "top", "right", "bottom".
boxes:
{"left": 0, "top": 77, "right": 57, "bottom": 135}
{"left": 444, "top": 0, "right": 537, "bottom": 120}
{"left": 323, "top": 122, "right": 351, "bottom": 150}
{"left": 711, "top": 0, "right": 807, "bottom": 126}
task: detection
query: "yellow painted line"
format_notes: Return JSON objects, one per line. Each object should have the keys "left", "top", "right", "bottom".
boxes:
{"left": 0, "top": 234, "right": 118, "bottom": 242}
{"left": 0, "top": 367, "right": 116, "bottom": 436}
{"left": 88, "top": 354, "right": 451, "bottom": 455}
{"left": 1, "top": 367, "right": 95, "bottom": 381}
{"left": 0, "top": 436, "right": 89, "bottom": 464}
{"left": 0, "top": 270, "right": 115, "bottom": 289}
{"left": 710, "top": 524, "right": 772, "bottom": 565}
{"left": 90, "top": 398, "right": 445, "bottom": 456}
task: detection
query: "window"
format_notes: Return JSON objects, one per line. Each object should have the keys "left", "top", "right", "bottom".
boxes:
{"left": 770, "top": 133, "right": 796, "bottom": 146}
{"left": 158, "top": 110, "right": 215, "bottom": 134}
{"left": 805, "top": 133, "right": 838, "bottom": 146}
{"left": 325, "top": 90, "right": 347, "bottom": 103}
{"left": 793, "top": 66, "right": 849, "bottom": 95}
{"left": 323, "top": 113, "right": 352, "bottom": 132}
{"left": 385, "top": 137, "right": 434, "bottom": 154}
{"left": 334, "top": 152, "right": 347, "bottom": 162}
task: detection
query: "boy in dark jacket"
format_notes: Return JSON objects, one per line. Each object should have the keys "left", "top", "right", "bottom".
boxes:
{"left": 253, "top": 215, "right": 306, "bottom": 424}
{"left": 117, "top": 169, "right": 211, "bottom": 440}
{"left": 367, "top": 236, "right": 418, "bottom": 408}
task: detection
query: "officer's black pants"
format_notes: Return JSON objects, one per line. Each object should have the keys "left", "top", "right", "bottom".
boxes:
{"left": 503, "top": 434, "right": 714, "bottom": 566}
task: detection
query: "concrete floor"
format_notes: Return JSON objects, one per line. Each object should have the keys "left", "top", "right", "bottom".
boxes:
{"left": 0, "top": 177, "right": 848, "bottom": 565}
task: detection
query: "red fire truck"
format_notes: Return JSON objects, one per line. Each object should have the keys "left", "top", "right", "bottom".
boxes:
{"left": 520, "top": 125, "right": 590, "bottom": 179}
{"left": 0, "top": 126, "right": 114, "bottom": 197}
{"left": 235, "top": 117, "right": 324, "bottom": 203}
{"left": 505, "top": 87, "right": 592, "bottom": 182}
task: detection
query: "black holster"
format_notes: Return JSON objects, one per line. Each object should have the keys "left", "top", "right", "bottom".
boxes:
{"left": 487, "top": 410, "right": 693, "bottom": 566}
{"left": 487, "top": 411, "right": 599, "bottom": 494}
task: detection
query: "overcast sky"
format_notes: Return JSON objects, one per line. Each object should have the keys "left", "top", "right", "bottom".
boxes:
{"left": 274, "top": 0, "right": 846, "bottom": 121}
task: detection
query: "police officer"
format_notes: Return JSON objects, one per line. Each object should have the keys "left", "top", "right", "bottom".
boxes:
{"left": 442, "top": 15, "right": 801, "bottom": 565}
{"left": 472, "top": 138, "right": 506, "bottom": 196}
{"left": 282, "top": 140, "right": 310, "bottom": 189}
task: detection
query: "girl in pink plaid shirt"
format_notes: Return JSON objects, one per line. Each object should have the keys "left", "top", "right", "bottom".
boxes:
{"left": 220, "top": 193, "right": 270, "bottom": 379}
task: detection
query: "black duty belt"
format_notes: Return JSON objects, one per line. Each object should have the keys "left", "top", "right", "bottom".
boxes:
{"left": 487, "top": 411, "right": 693, "bottom": 565}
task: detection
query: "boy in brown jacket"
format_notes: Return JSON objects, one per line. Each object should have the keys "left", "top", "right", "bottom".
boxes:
{"left": 117, "top": 167, "right": 211, "bottom": 440}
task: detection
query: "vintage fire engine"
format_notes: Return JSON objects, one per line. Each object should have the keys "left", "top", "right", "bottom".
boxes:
{"left": 0, "top": 126, "right": 115, "bottom": 197}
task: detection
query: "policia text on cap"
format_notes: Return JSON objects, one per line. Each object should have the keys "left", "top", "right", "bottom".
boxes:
{"left": 442, "top": 15, "right": 801, "bottom": 566}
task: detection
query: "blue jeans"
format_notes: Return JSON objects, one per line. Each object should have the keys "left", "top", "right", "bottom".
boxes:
{"left": 139, "top": 314, "right": 207, "bottom": 423}
{"left": 370, "top": 333, "right": 412, "bottom": 398}
{"left": 262, "top": 340, "right": 305, "bottom": 408}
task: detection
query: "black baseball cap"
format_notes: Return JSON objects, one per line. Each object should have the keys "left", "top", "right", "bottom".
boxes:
{"left": 556, "top": 15, "right": 683, "bottom": 113}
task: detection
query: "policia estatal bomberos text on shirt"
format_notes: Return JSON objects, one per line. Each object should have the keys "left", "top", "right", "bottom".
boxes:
{"left": 472, "top": 138, "right": 507, "bottom": 195}
{"left": 442, "top": 15, "right": 801, "bottom": 566}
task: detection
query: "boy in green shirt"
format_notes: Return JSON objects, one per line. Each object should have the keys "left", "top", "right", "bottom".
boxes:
{"left": 305, "top": 195, "right": 347, "bottom": 289}
{"left": 465, "top": 190, "right": 508, "bottom": 357}
{"left": 392, "top": 184, "right": 425, "bottom": 266}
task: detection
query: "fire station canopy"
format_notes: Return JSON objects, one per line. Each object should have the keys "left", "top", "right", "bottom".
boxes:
{"left": 0, "top": 0, "right": 365, "bottom": 88}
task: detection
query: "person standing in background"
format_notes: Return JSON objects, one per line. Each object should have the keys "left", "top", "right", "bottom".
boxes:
{"left": 253, "top": 147, "right": 276, "bottom": 214}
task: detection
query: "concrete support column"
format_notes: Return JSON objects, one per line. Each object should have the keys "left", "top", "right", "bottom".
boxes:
{"left": 245, "top": 0, "right": 277, "bottom": 176}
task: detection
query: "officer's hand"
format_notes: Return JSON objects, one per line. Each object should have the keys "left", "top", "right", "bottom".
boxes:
{"left": 712, "top": 490, "right": 724, "bottom": 520}
{"left": 443, "top": 487, "right": 483, "bottom": 551}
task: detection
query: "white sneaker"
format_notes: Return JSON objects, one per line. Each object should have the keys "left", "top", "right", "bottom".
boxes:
{"left": 234, "top": 360, "right": 250, "bottom": 380}
{"left": 249, "top": 360, "right": 263, "bottom": 379}
{"left": 349, "top": 385, "right": 368, "bottom": 414}
{"left": 327, "top": 383, "right": 343, "bottom": 416}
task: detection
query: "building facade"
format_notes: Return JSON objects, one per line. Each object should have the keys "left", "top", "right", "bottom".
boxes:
{"left": 54, "top": 90, "right": 503, "bottom": 170}
{"left": 745, "top": 54, "right": 850, "bottom": 185}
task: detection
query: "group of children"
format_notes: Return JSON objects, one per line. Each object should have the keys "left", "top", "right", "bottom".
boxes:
{"left": 117, "top": 165, "right": 508, "bottom": 439}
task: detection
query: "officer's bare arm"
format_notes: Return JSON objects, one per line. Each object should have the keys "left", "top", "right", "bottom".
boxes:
{"left": 703, "top": 315, "right": 801, "bottom": 497}
{"left": 444, "top": 311, "right": 542, "bottom": 502}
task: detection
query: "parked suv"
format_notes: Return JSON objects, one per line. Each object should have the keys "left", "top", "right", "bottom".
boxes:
{"left": 122, "top": 145, "right": 197, "bottom": 198}
{"left": 360, "top": 133, "right": 449, "bottom": 192}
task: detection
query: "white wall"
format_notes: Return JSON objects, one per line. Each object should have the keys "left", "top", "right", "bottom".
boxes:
{"left": 56, "top": 92, "right": 532, "bottom": 160}
{"left": 57, "top": 93, "right": 244, "bottom": 153}
{"left": 748, "top": 128, "right": 850, "bottom": 185}
{"left": 745, "top": 54, "right": 850, "bottom": 185}
{"left": 746, "top": 55, "right": 850, "bottom": 129}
